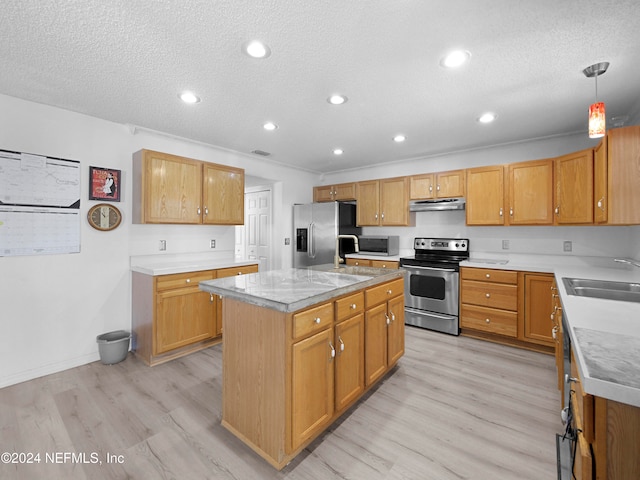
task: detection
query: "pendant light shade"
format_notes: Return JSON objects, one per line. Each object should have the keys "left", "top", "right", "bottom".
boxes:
{"left": 588, "top": 101, "right": 606, "bottom": 139}
{"left": 583, "top": 62, "right": 609, "bottom": 139}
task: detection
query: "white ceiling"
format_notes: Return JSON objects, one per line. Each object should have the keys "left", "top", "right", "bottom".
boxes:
{"left": 2, "top": 1, "right": 640, "bottom": 174}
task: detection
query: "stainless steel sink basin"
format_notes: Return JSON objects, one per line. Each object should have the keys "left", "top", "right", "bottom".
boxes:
{"left": 562, "top": 277, "right": 640, "bottom": 303}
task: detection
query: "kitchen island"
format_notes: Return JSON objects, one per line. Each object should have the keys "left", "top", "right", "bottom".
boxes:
{"left": 199, "top": 265, "right": 405, "bottom": 469}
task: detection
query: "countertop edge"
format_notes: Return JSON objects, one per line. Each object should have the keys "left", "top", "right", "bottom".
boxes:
{"left": 131, "top": 259, "right": 259, "bottom": 276}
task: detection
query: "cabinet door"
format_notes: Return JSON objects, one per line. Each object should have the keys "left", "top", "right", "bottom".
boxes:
{"left": 203, "top": 163, "right": 244, "bottom": 225}
{"left": 554, "top": 149, "right": 594, "bottom": 224}
{"left": 387, "top": 295, "right": 405, "bottom": 366}
{"left": 522, "top": 273, "right": 554, "bottom": 346}
{"left": 313, "top": 185, "right": 334, "bottom": 202}
{"left": 142, "top": 151, "right": 203, "bottom": 224}
{"left": 333, "top": 183, "right": 357, "bottom": 201}
{"left": 155, "top": 288, "right": 216, "bottom": 354}
{"left": 380, "top": 177, "right": 409, "bottom": 225}
{"left": 335, "top": 314, "right": 365, "bottom": 412}
{"left": 364, "top": 303, "right": 388, "bottom": 386}
{"left": 466, "top": 166, "right": 505, "bottom": 225}
{"left": 436, "top": 170, "right": 465, "bottom": 198}
{"left": 607, "top": 126, "right": 640, "bottom": 224}
{"left": 410, "top": 174, "right": 435, "bottom": 199}
{"left": 291, "top": 328, "right": 334, "bottom": 449}
{"left": 357, "top": 180, "right": 380, "bottom": 225}
{"left": 508, "top": 159, "right": 553, "bottom": 225}
{"left": 593, "top": 137, "right": 608, "bottom": 224}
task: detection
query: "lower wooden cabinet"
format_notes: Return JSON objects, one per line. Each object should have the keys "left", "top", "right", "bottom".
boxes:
{"left": 132, "top": 264, "right": 258, "bottom": 365}
{"left": 220, "top": 276, "right": 405, "bottom": 469}
{"left": 345, "top": 257, "right": 399, "bottom": 269}
{"left": 519, "top": 272, "right": 554, "bottom": 346}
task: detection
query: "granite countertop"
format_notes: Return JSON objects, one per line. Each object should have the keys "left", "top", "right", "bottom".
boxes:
{"left": 554, "top": 265, "right": 640, "bottom": 408}
{"left": 199, "top": 264, "right": 405, "bottom": 313}
{"left": 460, "top": 253, "right": 620, "bottom": 273}
{"left": 130, "top": 253, "right": 259, "bottom": 276}
{"left": 345, "top": 253, "right": 401, "bottom": 261}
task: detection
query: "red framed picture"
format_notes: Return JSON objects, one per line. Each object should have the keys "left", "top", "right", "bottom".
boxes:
{"left": 89, "top": 166, "right": 121, "bottom": 201}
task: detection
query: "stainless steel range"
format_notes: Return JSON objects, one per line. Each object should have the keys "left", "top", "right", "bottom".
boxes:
{"left": 400, "top": 237, "right": 469, "bottom": 335}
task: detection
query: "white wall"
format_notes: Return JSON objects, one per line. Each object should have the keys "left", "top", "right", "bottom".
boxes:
{"left": 0, "top": 94, "right": 317, "bottom": 388}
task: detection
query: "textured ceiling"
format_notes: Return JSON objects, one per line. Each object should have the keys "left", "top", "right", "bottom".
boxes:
{"left": 2, "top": 1, "right": 640, "bottom": 174}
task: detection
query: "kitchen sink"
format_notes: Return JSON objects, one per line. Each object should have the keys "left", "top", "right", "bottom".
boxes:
{"left": 562, "top": 277, "right": 640, "bottom": 303}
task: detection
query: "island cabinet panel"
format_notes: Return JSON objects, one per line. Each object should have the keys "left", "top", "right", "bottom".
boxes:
{"left": 218, "top": 275, "right": 405, "bottom": 470}
{"left": 291, "top": 327, "right": 335, "bottom": 449}
{"left": 364, "top": 303, "right": 388, "bottom": 386}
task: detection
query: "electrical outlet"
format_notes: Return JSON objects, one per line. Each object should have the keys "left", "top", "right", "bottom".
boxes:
{"left": 563, "top": 241, "right": 572, "bottom": 252}
{"left": 210, "top": 239, "right": 216, "bottom": 248}
{"left": 159, "top": 240, "right": 166, "bottom": 251}
{"left": 284, "top": 237, "right": 290, "bottom": 245}
{"left": 502, "top": 239, "right": 510, "bottom": 250}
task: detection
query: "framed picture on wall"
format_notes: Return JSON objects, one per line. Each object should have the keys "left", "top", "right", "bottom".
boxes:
{"left": 89, "top": 166, "right": 121, "bottom": 202}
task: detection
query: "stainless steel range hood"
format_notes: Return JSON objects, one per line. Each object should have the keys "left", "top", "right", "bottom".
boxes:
{"left": 409, "top": 197, "right": 466, "bottom": 211}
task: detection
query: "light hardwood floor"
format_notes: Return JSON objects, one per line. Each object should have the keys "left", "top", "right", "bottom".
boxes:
{"left": 0, "top": 326, "right": 561, "bottom": 479}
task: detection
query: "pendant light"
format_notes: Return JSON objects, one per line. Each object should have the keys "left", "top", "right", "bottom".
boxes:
{"left": 582, "top": 62, "right": 609, "bottom": 139}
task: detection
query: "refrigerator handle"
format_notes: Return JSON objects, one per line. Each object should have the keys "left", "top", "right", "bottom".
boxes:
{"left": 308, "top": 223, "right": 315, "bottom": 258}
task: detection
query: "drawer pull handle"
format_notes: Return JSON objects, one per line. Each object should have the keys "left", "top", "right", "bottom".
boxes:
{"left": 385, "top": 313, "right": 390, "bottom": 325}
{"left": 329, "top": 342, "right": 336, "bottom": 359}
{"left": 485, "top": 293, "right": 490, "bottom": 298}
{"left": 338, "top": 336, "right": 345, "bottom": 352}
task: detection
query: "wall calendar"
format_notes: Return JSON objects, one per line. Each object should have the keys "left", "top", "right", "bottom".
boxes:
{"left": 0, "top": 149, "right": 81, "bottom": 256}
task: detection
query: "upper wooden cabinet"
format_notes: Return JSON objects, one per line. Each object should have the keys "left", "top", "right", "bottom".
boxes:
{"left": 554, "top": 148, "right": 594, "bottom": 224}
{"left": 356, "top": 177, "right": 411, "bottom": 226}
{"left": 410, "top": 170, "right": 465, "bottom": 200}
{"left": 133, "top": 149, "right": 244, "bottom": 225}
{"left": 314, "top": 183, "right": 356, "bottom": 202}
{"left": 507, "top": 159, "right": 554, "bottom": 225}
{"left": 466, "top": 165, "right": 506, "bottom": 225}
{"left": 604, "top": 125, "right": 640, "bottom": 224}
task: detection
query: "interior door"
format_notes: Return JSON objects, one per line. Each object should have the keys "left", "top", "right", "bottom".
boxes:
{"left": 245, "top": 189, "right": 272, "bottom": 271}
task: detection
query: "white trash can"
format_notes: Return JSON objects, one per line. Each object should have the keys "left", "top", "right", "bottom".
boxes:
{"left": 96, "top": 330, "right": 131, "bottom": 365}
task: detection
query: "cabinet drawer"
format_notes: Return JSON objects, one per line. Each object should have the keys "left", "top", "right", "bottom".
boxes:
{"left": 345, "top": 258, "right": 371, "bottom": 267}
{"left": 460, "top": 304, "right": 517, "bottom": 337}
{"left": 335, "top": 292, "right": 364, "bottom": 323}
{"left": 461, "top": 280, "right": 517, "bottom": 310}
{"left": 370, "top": 259, "right": 399, "bottom": 269}
{"left": 365, "top": 279, "right": 404, "bottom": 309}
{"left": 156, "top": 271, "right": 214, "bottom": 291}
{"left": 216, "top": 264, "right": 258, "bottom": 278}
{"left": 293, "top": 302, "right": 334, "bottom": 340}
{"left": 461, "top": 267, "right": 517, "bottom": 284}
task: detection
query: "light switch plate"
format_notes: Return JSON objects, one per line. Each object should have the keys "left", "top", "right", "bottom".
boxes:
{"left": 563, "top": 241, "right": 572, "bottom": 252}
{"left": 502, "top": 240, "right": 510, "bottom": 250}
{"left": 159, "top": 240, "right": 167, "bottom": 251}
{"left": 210, "top": 239, "right": 216, "bottom": 248}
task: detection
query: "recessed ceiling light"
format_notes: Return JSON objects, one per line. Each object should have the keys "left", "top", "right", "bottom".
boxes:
{"left": 263, "top": 122, "right": 278, "bottom": 131}
{"left": 440, "top": 50, "right": 471, "bottom": 68}
{"left": 328, "top": 95, "right": 348, "bottom": 105}
{"left": 333, "top": 149, "right": 344, "bottom": 155}
{"left": 243, "top": 40, "right": 271, "bottom": 59}
{"left": 477, "top": 112, "right": 497, "bottom": 124}
{"left": 179, "top": 91, "right": 201, "bottom": 104}
{"left": 393, "top": 134, "right": 406, "bottom": 143}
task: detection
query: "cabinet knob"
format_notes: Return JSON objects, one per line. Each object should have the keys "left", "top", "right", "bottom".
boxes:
{"left": 350, "top": 303, "right": 357, "bottom": 309}
{"left": 314, "top": 317, "right": 321, "bottom": 324}
{"left": 210, "top": 293, "right": 214, "bottom": 303}
{"left": 509, "top": 208, "right": 513, "bottom": 216}
{"left": 429, "top": 185, "right": 433, "bottom": 193}
{"left": 555, "top": 206, "right": 560, "bottom": 215}
{"left": 565, "top": 374, "right": 578, "bottom": 384}
{"left": 237, "top": 271, "right": 243, "bottom": 275}
{"left": 381, "top": 213, "right": 385, "bottom": 219}
{"left": 499, "top": 208, "right": 503, "bottom": 217}
{"left": 354, "top": 261, "right": 359, "bottom": 265}
{"left": 338, "top": 336, "right": 345, "bottom": 352}
{"left": 391, "top": 312, "right": 396, "bottom": 322}
{"left": 186, "top": 278, "right": 191, "bottom": 283}
{"left": 597, "top": 197, "right": 605, "bottom": 210}
{"left": 485, "top": 273, "right": 490, "bottom": 278}
{"left": 437, "top": 184, "right": 441, "bottom": 191}
{"left": 485, "top": 293, "right": 490, "bottom": 298}
{"left": 387, "top": 289, "right": 393, "bottom": 295}
{"left": 329, "top": 341, "right": 336, "bottom": 359}
{"left": 485, "top": 318, "right": 490, "bottom": 323}
{"left": 552, "top": 326, "right": 558, "bottom": 339}
{"left": 381, "top": 264, "right": 386, "bottom": 268}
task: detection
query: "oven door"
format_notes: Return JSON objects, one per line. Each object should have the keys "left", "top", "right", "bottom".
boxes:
{"left": 403, "top": 264, "right": 459, "bottom": 316}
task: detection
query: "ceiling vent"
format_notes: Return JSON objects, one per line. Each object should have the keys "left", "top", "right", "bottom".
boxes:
{"left": 251, "top": 149, "right": 271, "bottom": 157}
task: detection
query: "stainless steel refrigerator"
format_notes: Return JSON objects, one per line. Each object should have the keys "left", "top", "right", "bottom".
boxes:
{"left": 293, "top": 202, "right": 361, "bottom": 267}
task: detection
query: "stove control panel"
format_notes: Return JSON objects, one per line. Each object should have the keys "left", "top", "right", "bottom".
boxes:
{"left": 413, "top": 237, "right": 469, "bottom": 252}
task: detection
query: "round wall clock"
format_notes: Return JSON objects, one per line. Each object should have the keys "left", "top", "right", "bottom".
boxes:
{"left": 87, "top": 203, "right": 122, "bottom": 231}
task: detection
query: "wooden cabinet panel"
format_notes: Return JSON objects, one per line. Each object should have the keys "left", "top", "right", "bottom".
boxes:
{"left": 594, "top": 136, "right": 608, "bottom": 224}
{"left": 356, "top": 180, "right": 380, "bottom": 225}
{"left": 461, "top": 267, "right": 517, "bottom": 284}
{"left": 202, "top": 163, "right": 244, "bottom": 225}
{"left": 155, "top": 287, "right": 216, "bottom": 354}
{"left": 156, "top": 271, "right": 214, "bottom": 291}
{"left": 460, "top": 280, "right": 518, "bottom": 310}
{"left": 460, "top": 304, "right": 517, "bottom": 337}
{"left": 369, "top": 259, "right": 399, "bottom": 269}
{"left": 314, "top": 183, "right": 356, "bottom": 202}
{"left": 364, "top": 302, "right": 388, "bottom": 386}
{"left": 410, "top": 170, "right": 464, "bottom": 199}
{"left": 313, "top": 185, "right": 334, "bottom": 202}
{"left": 380, "top": 177, "right": 409, "bottom": 225}
{"left": 291, "top": 328, "right": 334, "bottom": 449}
{"left": 521, "top": 273, "right": 554, "bottom": 346}
{"left": 507, "top": 159, "right": 554, "bottom": 225}
{"left": 345, "top": 258, "right": 371, "bottom": 267}
{"left": 292, "top": 302, "right": 334, "bottom": 340}
{"left": 216, "top": 264, "right": 258, "bottom": 278}
{"left": 335, "top": 314, "right": 365, "bottom": 411}
{"left": 607, "top": 125, "right": 640, "bottom": 224}
{"left": 554, "top": 148, "right": 594, "bottom": 224}
{"left": 365, "top": 278, "right": 404, "bottom": 308}
{"left": 466, "top": 165, "right": 505, "bottom": 225}
{"left": 387, "top": 295, "right": 405, "bottom": 365}
{"left": 410, "top": 174, "right": 435, "bottom": 199}
{"left": 335, "top": 292, "right": 364, "bottom": 322}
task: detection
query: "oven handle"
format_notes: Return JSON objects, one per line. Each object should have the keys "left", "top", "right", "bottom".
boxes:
{"left": 404, "top": 307, "right": 457, "bottom": 321}
{"left": 402, "top": 264, "right": 457, "bottom": 272}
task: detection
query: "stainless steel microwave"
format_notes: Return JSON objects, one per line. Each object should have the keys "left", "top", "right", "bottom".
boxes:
{"left": 358, "top": 236, "right": 399, "bottom": 256}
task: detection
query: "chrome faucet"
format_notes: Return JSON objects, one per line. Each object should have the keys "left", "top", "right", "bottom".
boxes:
{"left": 335, "top": 235, "right": 359, "bottom": 269}
{"left": 614, "top": 258, "right": 640, "bottom": 268}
